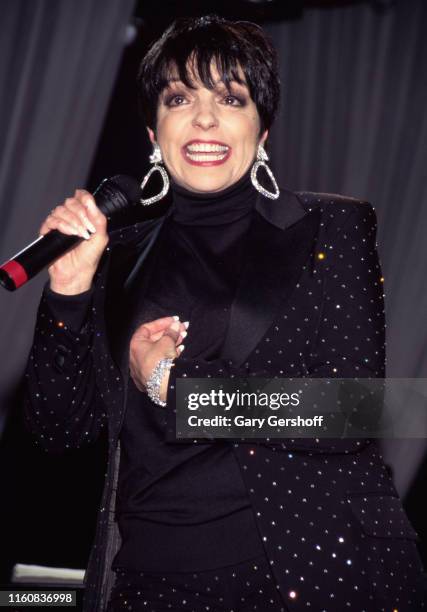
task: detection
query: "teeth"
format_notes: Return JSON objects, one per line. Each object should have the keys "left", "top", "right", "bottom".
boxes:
{"left": 186, "top": 143, "right": 229, "bottom": 153}
{"left": 186, "top": 152, "right": 228, "bottom": 162}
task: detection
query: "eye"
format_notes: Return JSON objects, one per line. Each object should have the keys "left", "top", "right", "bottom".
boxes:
{"left": 165, "top": 94, "right": 187, "bottom": 107}
{"left": 223, "top": 95, "right": 245, "bottom": 106}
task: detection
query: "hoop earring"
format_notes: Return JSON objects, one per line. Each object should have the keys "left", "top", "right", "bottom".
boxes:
{"left": 139, "top": 143, "right": 170, "bottom": 206}
{"left": 250, "top": 144, "right": 280, "bottom": 200}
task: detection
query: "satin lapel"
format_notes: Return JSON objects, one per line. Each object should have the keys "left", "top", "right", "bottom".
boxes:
{"left": 220, "top": 192, "right": 321, "bottom": 368}
{"left": 105, "top": 214, "right": 170, "bottom": 380}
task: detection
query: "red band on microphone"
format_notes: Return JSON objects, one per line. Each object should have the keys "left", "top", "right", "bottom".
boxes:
{"left": 0, "top": 260, "right": 28, "bottom": 288}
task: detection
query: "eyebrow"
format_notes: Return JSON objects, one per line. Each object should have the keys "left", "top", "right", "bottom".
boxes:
{"left": 164, "top": 78, "right": 248, "bottom": 90}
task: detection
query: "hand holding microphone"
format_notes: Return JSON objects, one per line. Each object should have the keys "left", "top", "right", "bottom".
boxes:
{"left": 0, "top": 175, "right": 141, "bottom": 291}
{"left": 40, "top": 189, "right": 109, "bottom": 295}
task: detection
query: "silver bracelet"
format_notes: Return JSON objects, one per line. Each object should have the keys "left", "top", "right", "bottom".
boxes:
{"left": 146, "top": 358, "right": 175, "bottom": 407}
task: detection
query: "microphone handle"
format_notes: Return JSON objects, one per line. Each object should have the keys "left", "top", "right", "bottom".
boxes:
{"left": 0, "top": 231, "right": 83, "bottom": 291}
{"left": 0, "top": 177, "right": 132, "bottom": 291}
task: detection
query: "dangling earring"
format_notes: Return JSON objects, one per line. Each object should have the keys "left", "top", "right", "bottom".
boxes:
{"left": 251, "top": 143, "right": 280, "bottom": 200}
{"left": 139, "top": 142, "right": 170, "bottom": 205}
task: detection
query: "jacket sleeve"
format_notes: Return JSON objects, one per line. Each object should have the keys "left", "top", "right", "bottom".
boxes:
{"left": 22, "top": 281, "right": 108, "bottom": 453}
{"left": 293, "top": 200, "right": 386, "bottom": 452}
{"left": 42, "top": 284, "right": 95, "bottom": 333}
{"left": 162, "top": 201, "right": 386, "bottom": 454}
{"left": 306, "top": 201, "right": 385, "bottom": 379}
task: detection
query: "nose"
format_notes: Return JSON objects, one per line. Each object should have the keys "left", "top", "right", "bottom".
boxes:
{"left": 191, "top": 99, "right": 219, "bottom": 130}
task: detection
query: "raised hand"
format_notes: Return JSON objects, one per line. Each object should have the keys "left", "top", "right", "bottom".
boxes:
{"left": 129, "top": 316, "right": 189, "bottom": 402}
{"left": 39, "top": 189, "right": 109, "bottom": 295}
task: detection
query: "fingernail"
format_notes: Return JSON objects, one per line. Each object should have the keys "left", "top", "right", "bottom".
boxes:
{"left": 181, "top": 330, "right": 188, "bottom": 339}
{"left": 178, "top": 344, "right": 185, "bottom": 352}
{"left": 172, "top": 315, "right": 180, "bottom": 321}
{"left": 183, "top": 321, "right": 190, "bottom": 329}
{"left": 82, "top": 229, "right": 91, "bottom": 240}
{"left": 170, "top": 321, "right": 180, "bottom": 331}
{"left": 84, "top": 217, "right": 97, "bottom": 233}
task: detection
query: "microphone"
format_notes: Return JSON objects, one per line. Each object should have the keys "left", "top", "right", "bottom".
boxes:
{"left": 0, "top": 175, "right": 141, "bottom": 291}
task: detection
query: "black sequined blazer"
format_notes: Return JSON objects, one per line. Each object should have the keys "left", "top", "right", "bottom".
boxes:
{"left": 23, "top": 186, "right": 427, "bottom": 611}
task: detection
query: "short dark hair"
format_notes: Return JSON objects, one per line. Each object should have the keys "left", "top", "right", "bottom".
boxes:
{"left": 137, "top": 15, "right": 280, "bottom": 137}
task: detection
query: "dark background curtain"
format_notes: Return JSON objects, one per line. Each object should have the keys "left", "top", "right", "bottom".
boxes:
{"left": 0, "top": 0, "right": 426, "bottom": 585}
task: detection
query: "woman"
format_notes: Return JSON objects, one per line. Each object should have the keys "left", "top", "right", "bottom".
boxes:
{"left": 23, "top": 14, "right": 427, "bottom": 612}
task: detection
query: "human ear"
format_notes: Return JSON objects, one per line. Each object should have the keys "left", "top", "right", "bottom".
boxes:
{"left": 260, "top": 129, "right": 269, "bottom": 147}
{"left": 147, "top": 127, "right": 156, "bottom": 145}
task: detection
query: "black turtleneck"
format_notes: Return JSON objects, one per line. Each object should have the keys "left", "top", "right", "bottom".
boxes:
{"left": 170, "top": 166, "right": 256, "bottom": 226}
{"left": 132, "top": 168, "right": 257, "bottom": 362}
{"left": 43, "top": 167, "right": 265, "bottom": 572}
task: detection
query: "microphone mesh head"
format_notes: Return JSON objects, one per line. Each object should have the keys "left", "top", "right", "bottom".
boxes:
{"left": 109, "top": 174, "right": 141, "bottom": 203}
